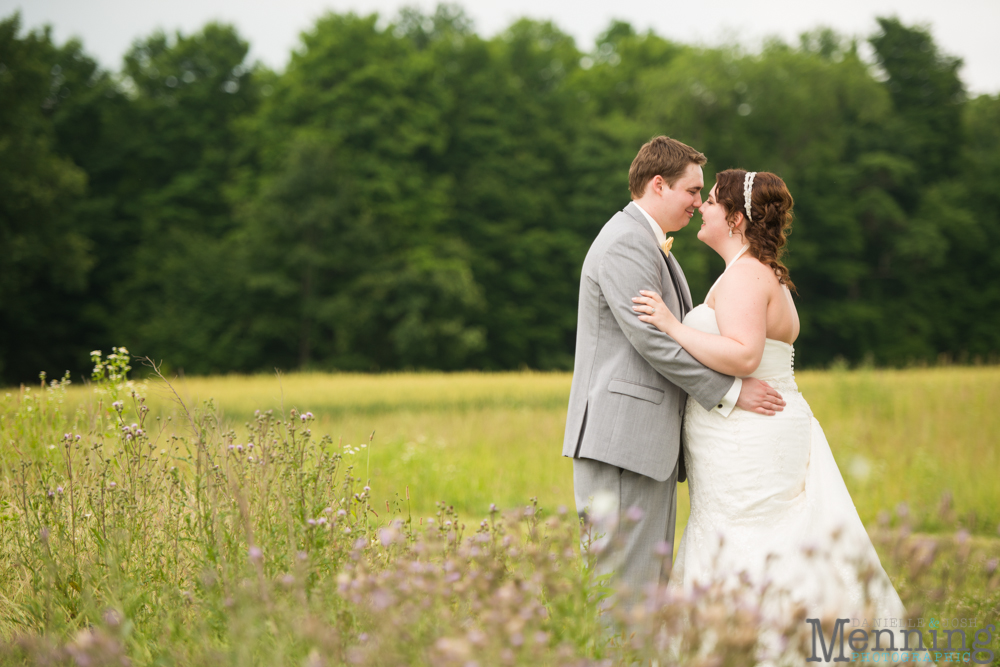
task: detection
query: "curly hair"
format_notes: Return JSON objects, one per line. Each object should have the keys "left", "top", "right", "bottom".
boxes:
{"left": 714, "top": 169, "right": 796, "bottom": 293}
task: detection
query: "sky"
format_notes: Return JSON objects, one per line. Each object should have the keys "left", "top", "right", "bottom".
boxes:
{"left": 3, "top": 0, "right": 999, "bottom": 95}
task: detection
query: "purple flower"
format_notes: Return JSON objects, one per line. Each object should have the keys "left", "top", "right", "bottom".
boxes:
{"left": 625, "top": 506, "right": 645, "bottom": 522}
{"left": 248, "top": 546, "right": 262, "bottom": 561}
{"left": 56, "top": 486, "right": 63, "bottom": 494}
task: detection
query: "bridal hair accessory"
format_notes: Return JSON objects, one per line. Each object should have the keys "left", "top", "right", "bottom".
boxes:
{"left": 743, "top": 171, "right": 757, "bottom": 222}
{"left": 661, "top": 237, "right": 673, "bottom": 257}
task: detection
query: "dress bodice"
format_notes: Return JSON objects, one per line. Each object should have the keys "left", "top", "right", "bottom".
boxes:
{"left": 682, "top": 304, "right": 796, "bottom": 387}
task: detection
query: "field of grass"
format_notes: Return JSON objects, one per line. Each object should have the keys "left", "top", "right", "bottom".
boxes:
{"left": 121, "top": 366, "right": 1000, "bottom": 535}
{"left": 2, "top": 362, "right": 998, "bottom": 665}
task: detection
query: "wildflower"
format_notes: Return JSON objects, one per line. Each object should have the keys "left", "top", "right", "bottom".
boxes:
{"left": 112, "top": 401, "right": 123, "bottom": 412}
{"left": 363, "top": 486, "right": 370, "bottom": 493}
{"left": 305, "top": 412, "right": 313, "bottom": 419}
{"left": 236, "top": 445, "right": 243, "bottom": 453}
{"left": 337, "top": 509, "right": 346, "bottom": 517}
{"left": 103, "top": 608, "right": 122, "bottom": 628}
{"left": 987, "top": 558, "right": 998, "bottom": 575}
{"left": 248, "top": 546, "right": 262, "bottom": 561}
{"left": 108, "top": 481, "right": 117, "bottom": 489}
{"left": 625, "top": 505, "right": 645, "bottom": 523}
{"left": 281, "top": 574, "right": 295, "bottom": 586}
{"left": 308, "top": 519, "right": 317, "bottom": 526}
{"left": 56, "top": 486, "right": 63, "bottom": 494}
{"left": 228, "top": 445, "right": 235, "bottom": 451}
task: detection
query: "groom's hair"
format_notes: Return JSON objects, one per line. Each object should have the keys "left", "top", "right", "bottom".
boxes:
{"left": 629, "top": 136, "right": 707, "bottom": 199}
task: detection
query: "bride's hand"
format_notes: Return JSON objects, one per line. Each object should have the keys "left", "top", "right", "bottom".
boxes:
{"left": 633, "top": 290, "right": 677, "bottom": 333}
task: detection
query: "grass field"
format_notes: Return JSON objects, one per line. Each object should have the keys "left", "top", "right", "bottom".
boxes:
{"left": 120, "top": 366, "right": 1000, "bottom": 535}
{"left": 2, "top": 364, "right": 999, "bottom": 665}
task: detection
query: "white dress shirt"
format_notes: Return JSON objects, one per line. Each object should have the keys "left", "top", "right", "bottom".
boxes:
{"left": 633, "top": 202, "right": 741, "bottom": 417}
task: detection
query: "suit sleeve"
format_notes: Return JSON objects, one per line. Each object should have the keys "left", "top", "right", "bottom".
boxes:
{"left": 598, "top": 231, "right": 735, "bottom": 411}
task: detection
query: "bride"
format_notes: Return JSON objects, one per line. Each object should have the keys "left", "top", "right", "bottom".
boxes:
{"left": 631, "top": 169, "right": 906, "bottom": 645}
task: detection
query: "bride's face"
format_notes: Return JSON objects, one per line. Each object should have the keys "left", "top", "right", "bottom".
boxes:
{"left": 697, "top": 183, "right": 730, "bottom": 245}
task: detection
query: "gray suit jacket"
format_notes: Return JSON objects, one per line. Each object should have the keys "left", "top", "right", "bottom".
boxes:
{"left": 562, "top": 202, "right": 735, "bottom": 482}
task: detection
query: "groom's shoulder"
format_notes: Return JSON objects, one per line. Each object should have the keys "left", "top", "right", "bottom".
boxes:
{"left": 592, "top": 206, "right": 652, "bottom": 250}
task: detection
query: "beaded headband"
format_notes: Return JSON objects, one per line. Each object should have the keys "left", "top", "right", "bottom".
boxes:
{"left": 743, "top": 171, "right": 757, "bottom": 222}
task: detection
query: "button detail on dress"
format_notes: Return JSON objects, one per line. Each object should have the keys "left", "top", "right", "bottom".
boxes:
{"left": 718, "top": 404, "right": 723, "bottom": 409}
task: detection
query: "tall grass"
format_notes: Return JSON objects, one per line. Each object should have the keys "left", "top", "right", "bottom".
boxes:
{"left": 102, "top": 365, "right": 1000, "bottom": 535}
{"left": 1, "top": 355, "right": 998, "bottom": 665}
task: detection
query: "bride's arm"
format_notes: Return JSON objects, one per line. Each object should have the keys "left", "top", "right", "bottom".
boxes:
{"left": 632, "top": 262, "right": 769, "bottom": 377}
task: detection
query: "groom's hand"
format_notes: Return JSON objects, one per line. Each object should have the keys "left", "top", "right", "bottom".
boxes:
{"left": 736, "top": 378, "right": 785, "bottom": 415}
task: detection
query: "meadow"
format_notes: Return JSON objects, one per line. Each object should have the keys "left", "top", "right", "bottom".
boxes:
{"left": 127, "top": 364, "right": 1000, "bottom": 534}
{"left": 1, "top": 355, "right": 999, "bottom": 665}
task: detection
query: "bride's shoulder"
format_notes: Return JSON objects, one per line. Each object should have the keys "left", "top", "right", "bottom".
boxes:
{"left": 727, "top": 257, "right": 781, "bottom": 286}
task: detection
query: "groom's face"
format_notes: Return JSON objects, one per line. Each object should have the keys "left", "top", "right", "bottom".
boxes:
{"left": 656, "top": 163, "right": 704, "bottom": 232}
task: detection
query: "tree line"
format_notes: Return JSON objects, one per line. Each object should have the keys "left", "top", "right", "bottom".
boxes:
{"left": 2, "top": 7, "right": 998, "bottom": 383}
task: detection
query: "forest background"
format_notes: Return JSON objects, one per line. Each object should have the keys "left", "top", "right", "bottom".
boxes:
{"left": 3, "top": 6, "right": 1000, "bottom": 383}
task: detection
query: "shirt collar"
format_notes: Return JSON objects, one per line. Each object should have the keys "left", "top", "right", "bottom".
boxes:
{"left": 632, "top": 202, "right": 666, "bottom": 249}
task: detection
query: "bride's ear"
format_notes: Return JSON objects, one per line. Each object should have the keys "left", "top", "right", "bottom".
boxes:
{"left": 729, "top": 211, "right": 745, "bottom": 232}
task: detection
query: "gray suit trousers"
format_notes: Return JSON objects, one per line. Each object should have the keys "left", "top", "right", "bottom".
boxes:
{"left": 574, "top": 456, "right": 679, "bottom": 610}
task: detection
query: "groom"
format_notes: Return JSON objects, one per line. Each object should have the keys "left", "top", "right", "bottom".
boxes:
{"left": 563, "top": 136, "right": 784, "bottom": 606}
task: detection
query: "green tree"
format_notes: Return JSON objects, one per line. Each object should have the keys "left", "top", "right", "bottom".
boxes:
{"left": 0, "top": 14, "right": 91, "bottom": 382}
{"left": 236, "top": 12, "right": 483, "bottom": 371}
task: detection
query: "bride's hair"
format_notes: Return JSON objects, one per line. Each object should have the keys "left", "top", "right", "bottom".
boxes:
{"left": 715, "top": 169, "right": 796, "bottom": 293}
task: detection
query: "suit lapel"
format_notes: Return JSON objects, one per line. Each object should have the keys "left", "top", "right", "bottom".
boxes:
{"left": 665, "top": 253, "right": 693, "bottom": 314}
{"left": 622, "top": 202, "right": 689, "bottom": 318}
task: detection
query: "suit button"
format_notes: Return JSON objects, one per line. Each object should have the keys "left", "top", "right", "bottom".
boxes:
{"left": 717, "top": 404, "right": 723, "bottom": 408}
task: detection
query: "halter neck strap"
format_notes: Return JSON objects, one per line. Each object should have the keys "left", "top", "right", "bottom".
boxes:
{"left": 706, "top": 243, "right": 751, "bottom": 301}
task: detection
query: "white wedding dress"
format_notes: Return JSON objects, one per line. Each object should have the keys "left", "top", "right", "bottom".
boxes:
{"left": 669, "top": 253, "right": 907, "bottom": 652}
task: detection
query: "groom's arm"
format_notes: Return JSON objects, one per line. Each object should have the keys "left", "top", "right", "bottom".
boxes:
{"left": 598, "top": 232, "right": 735, "bottom": 412}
